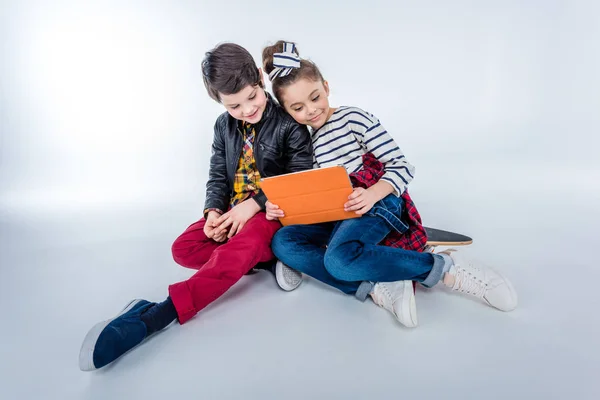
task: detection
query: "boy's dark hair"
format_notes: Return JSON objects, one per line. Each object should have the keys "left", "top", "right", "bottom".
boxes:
{"left": 202, "top": 43, "right": 263, "bottom": 103}
{"left": 262, "top": 40, "right": 324, "bottom": 106}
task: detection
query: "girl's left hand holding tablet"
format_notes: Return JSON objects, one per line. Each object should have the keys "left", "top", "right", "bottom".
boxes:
{"left": 265, "top": 201, "right": 285, "bottom": 220}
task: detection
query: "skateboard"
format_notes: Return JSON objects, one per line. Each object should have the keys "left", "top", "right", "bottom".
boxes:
{"left": 424, "top": 226, "right": 473, "bottom": 253}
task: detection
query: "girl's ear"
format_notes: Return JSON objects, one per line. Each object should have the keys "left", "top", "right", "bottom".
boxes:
{"left": 323, "top": 80, "right": 330, "bottom": 96}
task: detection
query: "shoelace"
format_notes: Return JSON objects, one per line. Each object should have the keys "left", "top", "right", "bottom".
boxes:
{"left": 373, "top": 284, "right": 398, "bottom": 315}
{"left": 452, "top": 266, "right": 488, "bottom": 298}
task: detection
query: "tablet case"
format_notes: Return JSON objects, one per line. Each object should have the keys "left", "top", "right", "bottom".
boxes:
{"left": 260, "top": 166, "right": 360, "bottom": 226}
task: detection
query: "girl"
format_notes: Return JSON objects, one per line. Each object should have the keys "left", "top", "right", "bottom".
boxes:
{"left": 262, "top": 41, "right": 518, "bottom": 328}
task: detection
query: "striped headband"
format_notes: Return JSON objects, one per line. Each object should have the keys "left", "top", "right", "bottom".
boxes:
{"left": 268, "top": 42, "right": 301, "bottom": 81}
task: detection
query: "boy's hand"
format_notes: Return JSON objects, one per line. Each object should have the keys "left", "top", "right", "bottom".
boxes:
{"left": 203, "top": 210, "right": 222, "bottom": 239}
{"left": 214, "top": 199, "right": 261, "bottom": 239}
{"left": 265, "top": 201, "right": 285, "bottom": 220}
{"left": 344, "top": 187, "right": 378, "bottom": 215}
{"left": 213, "top": 229, "right": 228, "bottom": 243}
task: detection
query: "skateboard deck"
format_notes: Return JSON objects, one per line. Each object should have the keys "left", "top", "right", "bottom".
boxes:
{"left": 425, "top": 227, "right": 473, "bottom": 247}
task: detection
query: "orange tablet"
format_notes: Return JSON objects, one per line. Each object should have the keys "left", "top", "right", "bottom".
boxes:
{"left": 260, "top": 166, "right": 360, "bottom": 226}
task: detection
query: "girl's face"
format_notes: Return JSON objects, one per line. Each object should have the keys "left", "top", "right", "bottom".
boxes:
{"left": 281, "top": 78, "right": 333, "bottom": 130}
{"left": 220, "top": 83, "right": 267, "bottom": 124}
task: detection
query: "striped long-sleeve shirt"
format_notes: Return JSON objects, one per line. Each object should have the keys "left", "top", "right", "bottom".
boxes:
{"left": 311, "top": 106, "right": 415, "bottom": 196}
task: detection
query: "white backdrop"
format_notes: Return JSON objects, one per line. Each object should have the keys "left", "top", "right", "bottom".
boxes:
{"left": 1, "top": 1, "right": 599, "bottom": 399}
{"left": 2, "top": 0, "right": 598, "bottom": 212}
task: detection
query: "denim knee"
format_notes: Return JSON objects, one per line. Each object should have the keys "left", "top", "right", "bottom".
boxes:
{"left": 323, "top": 244, "right": 355, "bottom": 281}
{"left": 271, "top": 229, "right": 288, "bottom": 259}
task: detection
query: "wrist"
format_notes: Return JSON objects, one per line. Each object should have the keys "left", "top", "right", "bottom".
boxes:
{"left": 205, "top": 209, "right": 223, "bottom": 219}
{"left": 249, "top": 197, "right": 262, "bottom": 213}
{"left": 367, "top": 182, "right": 392, "bottom": 202}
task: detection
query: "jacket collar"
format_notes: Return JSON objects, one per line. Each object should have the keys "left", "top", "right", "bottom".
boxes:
{"left": 262, "top": 91, "right": 277, "bottom": 120}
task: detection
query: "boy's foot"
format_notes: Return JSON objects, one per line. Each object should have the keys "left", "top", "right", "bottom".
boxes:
{"left": 275, "top": 260, "right": 303, "bottom": 291}
{"left": 79, "top": 299, "right": 155, "bottom": 371}
{"left": 371, "top": 281, "right": 418, "bottom": 328}
{"left": 441, "top": 250, "right": 518, "bottom": 311}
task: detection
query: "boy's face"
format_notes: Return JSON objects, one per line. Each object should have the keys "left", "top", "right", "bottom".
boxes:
{"left": 220, "top": 84, "right": 267, "bottom": 124}
{"left": 281, "top": 78, "right": 332, "bottom": 130}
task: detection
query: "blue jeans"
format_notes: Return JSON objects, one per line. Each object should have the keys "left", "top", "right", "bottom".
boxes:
{"left": 271, "top": 195, "right": 446, "bottom": 301}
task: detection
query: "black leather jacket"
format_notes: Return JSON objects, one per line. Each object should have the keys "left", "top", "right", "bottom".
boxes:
{"left": 204, "top": 94, "right": 313, "bottom": 214}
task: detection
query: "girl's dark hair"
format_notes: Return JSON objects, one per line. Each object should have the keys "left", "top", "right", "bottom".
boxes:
{"left": 202, "top": 43, "right": 263, "bottom": 103}
{"left": 262, "top": 40, "right": 324, "bottom": 105}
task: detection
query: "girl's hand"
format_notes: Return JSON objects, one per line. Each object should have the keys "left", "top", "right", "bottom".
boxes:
{"left": 265, "top": 201, "right": 285, "bottom": 220}
{"left": 214, "top": 199, "right": 261, "bottom": 239}
{"left": 344, "top": 187, "right": 378, "bottom": 215}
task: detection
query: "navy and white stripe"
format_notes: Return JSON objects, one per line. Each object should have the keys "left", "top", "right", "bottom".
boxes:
{"left": 268, "top": 42, "right": 301, "bottom": 81}
{"left": 311, "top": 106, "right": 415, "bottom": 195}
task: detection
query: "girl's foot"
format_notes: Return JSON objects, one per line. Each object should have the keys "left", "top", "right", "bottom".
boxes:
{"left": 371, "top": 281, "right": 418, "bottom": 328}
{"left": 441, "top": 250, "right": 518, "bottom": 311}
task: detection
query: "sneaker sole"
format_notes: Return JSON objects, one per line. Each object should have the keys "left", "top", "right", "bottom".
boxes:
{"left": 78, "top": 299, "right": 145, "bottom": 371}
{"left": 400, "top": 283, "right": 418, "bottom": 328}
{"left": 485, "top": 273, "right": 518, "bottom": 312}
{"left": 275, "top": 261, "right": 302, "bottom": 292}
{"left": 394, "top": 282, "right": 418, "bottom": 328}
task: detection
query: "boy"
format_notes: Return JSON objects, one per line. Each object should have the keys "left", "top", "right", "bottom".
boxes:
{"left": 79, "top": 43, "right": 313, "bottom": 371}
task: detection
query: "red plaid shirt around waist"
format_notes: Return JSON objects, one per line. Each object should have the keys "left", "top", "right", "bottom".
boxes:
{"left": 349, "top": 152, "right": 428, "bottom": 252}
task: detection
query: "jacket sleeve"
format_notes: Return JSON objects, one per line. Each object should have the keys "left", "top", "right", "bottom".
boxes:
{"left": 204, "top": 118, "right": 231, "bottom": 214}
{"left": 251, "top": 120, "right": 313, "bottom": 211}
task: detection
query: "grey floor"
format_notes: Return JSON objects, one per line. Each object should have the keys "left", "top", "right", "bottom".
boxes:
{"left": 2, "top": 160, "right": 598, "bottom": 400}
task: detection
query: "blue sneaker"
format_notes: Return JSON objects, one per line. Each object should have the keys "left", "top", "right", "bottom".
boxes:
{"left": 79, "top": 299, "right": 154, "bottom": 371}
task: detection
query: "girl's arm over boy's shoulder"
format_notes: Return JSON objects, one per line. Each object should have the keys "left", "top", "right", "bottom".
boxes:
{"left": 284, "top": 119, "right": 314, "bottom": 173}
{"left": 352, "top": 107, "right": 415, "bottom": 196}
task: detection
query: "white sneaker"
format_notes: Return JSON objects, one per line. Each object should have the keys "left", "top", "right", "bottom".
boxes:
{"left": 441, "top": 250, "right": 518, "bottom": 311}
{"left": 371, "top": 281, "right": 418, "bottom": 328}
{"left": 275, "top": 260, "right": 303, "bottom": 291}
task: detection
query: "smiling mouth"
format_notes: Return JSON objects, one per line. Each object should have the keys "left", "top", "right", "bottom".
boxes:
{"left": 246, "top": 109, "right": 258, "bottom": 119}
{"left": 309, "top": 113, "right": 322, "bottom": 122}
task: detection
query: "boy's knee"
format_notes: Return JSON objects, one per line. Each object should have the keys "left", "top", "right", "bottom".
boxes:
{"left": 171, "top": 238, "right": 187, "bottom": 266}
{"left": 170, "top": 231, "right": 206, "bottom": 266}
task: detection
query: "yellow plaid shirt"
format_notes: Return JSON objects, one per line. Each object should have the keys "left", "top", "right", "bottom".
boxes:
{"left": 230, "top": 122, "right": 261, "bottom": 207}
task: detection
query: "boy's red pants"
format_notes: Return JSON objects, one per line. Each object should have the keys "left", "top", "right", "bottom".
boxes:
{"left": 168, "top": 212, "right": 280, "bottom": 324}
